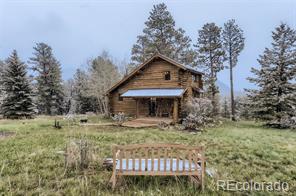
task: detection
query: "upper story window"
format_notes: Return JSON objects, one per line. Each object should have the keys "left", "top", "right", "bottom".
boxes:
{"left": 192, "top": 74, "right": 197, "bottom": 82}
{"left": 118, "top": 94, "right": 123, "bottom": 101}
{"left": 164, "top": 71, "right": 171, "bottom": 80}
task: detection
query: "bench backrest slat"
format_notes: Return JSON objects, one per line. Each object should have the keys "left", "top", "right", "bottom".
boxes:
{"left": 189, "top": 150, "right": 192, "bottom": 172}
{"left": 164, "top": 148, "right": 167, "bottom": 172}
{"left": 120, "top": 151, "right": 123, "bottom": 171}
{"left": 113, "top": 144, "right": 204, "bottom": 175}
{"left": 170, "top": 148, "right": 173, "bottom": 172}
{"left": 145, "top": 148, "right": 148, "bottom": 171}
{"left": 176, "top": 152, "right": 180, "bottom": 172}
{"left": 132, "top": 150, "right": 134, "bottom": 171}
{"left": 158, "top": 149, "right": 161, "bottom": 171}
{"left": 152, "top": 148, "right": 155, "bottom": 171}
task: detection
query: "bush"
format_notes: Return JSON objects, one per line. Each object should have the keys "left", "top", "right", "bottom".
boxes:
{"left": 182, "top": 98, "right": 214, "bottom": 131}
{"left": 271, "top": 116, "right": 296, "bottom": 129}
{"left": 64, "top": 114, "right": 78, "bottom": 126}
{"left": 157, "top": 121, "right": 170, "bottom": 130}
{"left": 64, "top": 139, "right": 99, "bottom": 170}
{"left": 265, "top": 115, "right": 296, "bottom": 129}
{"left": 111, "top": 112, "right": 128, "bottom": 126}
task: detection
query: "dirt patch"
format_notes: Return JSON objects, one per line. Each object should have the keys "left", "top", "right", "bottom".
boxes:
{"left": 0, "top": 131, "right": 15, "bottom": 139}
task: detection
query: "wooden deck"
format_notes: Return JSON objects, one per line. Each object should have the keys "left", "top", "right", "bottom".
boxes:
{"left": 122, "top": 117, "right": 173, "bottom": 128}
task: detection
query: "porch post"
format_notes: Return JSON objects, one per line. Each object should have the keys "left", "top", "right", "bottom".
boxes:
{"left": 173, "top": 98, "right": 178, "bottom": 123}
{"left": 136, "top": 99, "right": 139, "bottom": 118}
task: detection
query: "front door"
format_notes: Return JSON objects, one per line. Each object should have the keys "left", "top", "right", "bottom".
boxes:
{"left": 149, "top": 98, "right": 157, "bottom": 117}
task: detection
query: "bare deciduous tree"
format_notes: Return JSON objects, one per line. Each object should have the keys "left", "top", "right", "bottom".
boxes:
{"left": 88, "top": 51, "right": 121, "bottom": 115}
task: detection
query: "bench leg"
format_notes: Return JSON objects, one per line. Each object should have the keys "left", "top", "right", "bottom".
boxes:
{"left": 110, "top": 172, "right": 117, "bottom": 189}
{"left": 189, "top": 175, "right": 200, "bottom": 186}
{"left": 201, "top": 162, "right": 205, "bottom": 191}
{"left": 197, "top": 172, "right": 204, "bottom": 192}
{"left": 112, "top": 175, "right": 117, "bottom": 189}
{"left": 190, "top": 175, "right": 205, "bottom": 192}
{"left": 201, "top": 174, "right": 204, "bottom": 192}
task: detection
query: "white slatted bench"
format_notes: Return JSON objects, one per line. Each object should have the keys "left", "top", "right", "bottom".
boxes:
{"left": 109, "top": 144, "right": 206, "bottom": 191}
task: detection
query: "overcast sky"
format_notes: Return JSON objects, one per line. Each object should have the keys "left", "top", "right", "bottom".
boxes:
{"left": 0, "top": 0, "right": 295, "bottom": 90}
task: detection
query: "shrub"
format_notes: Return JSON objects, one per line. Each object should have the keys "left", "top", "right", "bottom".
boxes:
{"left": 274, "top": 116, "right": 296, "bottom": 129}
{"left": 111, "top": 112, "right": 128, "bottom": 126}
{"left": 64, "top": 139, "right": 99, "bottom": 170}
{"left": 182, "top": 98, "right": 214, "bottom": 131}
{"left": 64, "top": 114, "right": 77, "bottom": 125}
{"left": 157, "top": 121, "right": 170, "bottom": 130}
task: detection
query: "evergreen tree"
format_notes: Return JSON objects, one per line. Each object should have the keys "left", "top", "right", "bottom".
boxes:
{"left": 246, "top": 23, "right": 296, "bottom": 127}
{"left": 131, "top": 3, "right": 195, "bottom": 66}
{"left": 194, "top": 23, "right": 225, "bottom": 116}
{"left": 29, "top": 43, "right": 64, "bottom": 115}
{"left": 63, "top": 79, "right": 75, "bottom": 115}
{"left": 2, "top": 50, "right": 35, "bottom": 119}
{"left": 0, "top": 60, "right": 6, "bottom": 113}
{"left": 222, "top": 19, "right": 245, "bottom": 121}
{"left": 222, "top": 97, "right": 230, "bottom": 118}
{"left": 73, "top": 69, "right": 97, "bottom": 114}
{"left": 235, "top": 96, "right": 252, "bottom": 120}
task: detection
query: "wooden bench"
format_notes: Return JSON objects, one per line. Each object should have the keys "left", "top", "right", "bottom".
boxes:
{"left": 109, "top": 144, "right": 206, "bottom": 190}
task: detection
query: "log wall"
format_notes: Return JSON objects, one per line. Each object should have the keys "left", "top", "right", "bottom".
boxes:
{"left": 108, "top": 59, "right": 203, "bottom": 118}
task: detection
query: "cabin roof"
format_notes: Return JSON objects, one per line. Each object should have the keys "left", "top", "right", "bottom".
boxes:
{"left": 107, "top": 53, "right": 203, "bottom": 94}
{"left": 121, "top": 88, "right": 186, "bottom": 98}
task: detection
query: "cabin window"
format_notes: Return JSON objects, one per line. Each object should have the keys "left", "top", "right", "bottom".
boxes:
{"left": 193, "top": 91, "right": 200, "bottom": 98}
{"left": 164, "top": 71, "right": 171, "bottom": 80}
{"left": 118, "top": 94, "right": 123, "bottom": 101}
{"left": 192, "top": 74, "right": 197, "bottom": 82}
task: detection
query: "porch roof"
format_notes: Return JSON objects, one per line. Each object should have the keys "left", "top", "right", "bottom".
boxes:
{"left": 121, "top": 88, "right": 186, "bottom": 98}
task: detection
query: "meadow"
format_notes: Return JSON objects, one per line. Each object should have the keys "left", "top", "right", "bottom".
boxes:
{"left": 0, "top": 116, "right": 295, "bottom": 195}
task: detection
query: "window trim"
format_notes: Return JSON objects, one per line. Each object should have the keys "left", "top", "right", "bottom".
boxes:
{"left": 118, "top": 94, "right": 123, "bottom": 101}
{"left": 164, "top": 71, "right": 171, "bottom": 80}
{"left": 192, "top": 74, "right": 197, "bottom": 82}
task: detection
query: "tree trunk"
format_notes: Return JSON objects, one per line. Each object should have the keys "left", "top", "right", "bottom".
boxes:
{"left": 230, "top": 56, "right": 235, "bottom": 121}
{"left": 103, "top": 97, "right": 109, "bottom": 116}
{"left": 209, "top": 51, "right": 217, "bottom": 117}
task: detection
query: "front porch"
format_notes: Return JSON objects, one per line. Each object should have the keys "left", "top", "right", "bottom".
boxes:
{"left": 122, "top": 117, "right": 173, "bottom": 128}
{"left": 121, "top": 88, "right": 185, "bottom": 123}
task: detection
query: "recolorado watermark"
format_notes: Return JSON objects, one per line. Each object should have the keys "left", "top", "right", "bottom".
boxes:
{"left": 217, "top": 180, "right": 289, "bottom": 192}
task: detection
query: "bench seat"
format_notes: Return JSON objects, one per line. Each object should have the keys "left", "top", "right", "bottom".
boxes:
{"left": 116, "top": 158, "right": 201, "bottom": 172}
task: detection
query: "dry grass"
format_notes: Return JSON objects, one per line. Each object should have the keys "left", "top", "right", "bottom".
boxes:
{"left": 0, "top": 116, "right": 295, "bottom": 195}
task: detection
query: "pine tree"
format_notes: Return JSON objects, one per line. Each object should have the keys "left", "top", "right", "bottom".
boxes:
{"left": 2, "top": 50, "right": 35, "bottom": 119}
{"left": 222, "top": 19, "right": 245, "bottom": 121}
{"left": 194, "top": 23, "right": 225, "bottom": 116}
{"left": 29, "top": 43, "right": 64, "bottom": 115}
{"left": 246, "top": 64, "right": 274, "bottom": 120}
{"left": 131, "top": 3, "right": 195, "bottom": 66}
{"left": 235, "top": 96, "right": 252, "bottom": 120}
{"left": 222, "top": 97, "right": 230, "bottom": 118}
{"left": 246, "top": 23, "right": 296, "bottom": 127}
{"left": 63, "top": 79, "right": 75, "bottom": 115}
{"left": 0, "top": 60, "right": 6, "bottom": 113}
{"left": 73, "top": 69, "right": 96, "bottom": 114}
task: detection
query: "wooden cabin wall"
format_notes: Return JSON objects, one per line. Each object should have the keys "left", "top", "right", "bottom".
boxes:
{"left": 138, "top": 99, "right": 149, "bottom": 117}
{"left": 109, "top": 59, "right": 203, "bottom": 117}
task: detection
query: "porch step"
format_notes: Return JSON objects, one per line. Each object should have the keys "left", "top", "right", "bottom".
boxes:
{"left": 122, "top": 117, "right": 173, "bottom": 128}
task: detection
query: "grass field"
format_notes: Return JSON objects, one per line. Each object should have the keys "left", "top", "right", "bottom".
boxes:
{"left": 0, "top": 116, "right": 295, "bottom": 195}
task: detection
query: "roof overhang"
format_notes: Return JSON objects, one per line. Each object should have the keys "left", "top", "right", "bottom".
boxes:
{"left": 192, "top": 87, "right": 204, "bottom": 93}
{"left": 121, "top": 88, "right": 186, "bottom": 98}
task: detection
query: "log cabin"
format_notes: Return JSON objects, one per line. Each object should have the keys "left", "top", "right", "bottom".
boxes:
{"left": 106, "top": 53, "right": 204, "bottom": 123}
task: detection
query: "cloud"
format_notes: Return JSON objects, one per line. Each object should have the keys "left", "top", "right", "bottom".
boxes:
{"left": 27, "top": 12, "right": 66, "bottom": 35}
